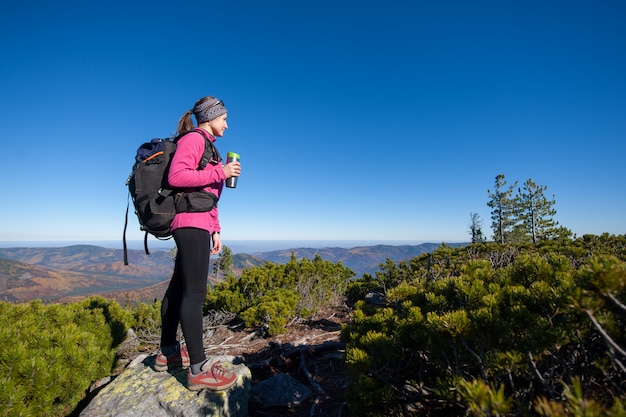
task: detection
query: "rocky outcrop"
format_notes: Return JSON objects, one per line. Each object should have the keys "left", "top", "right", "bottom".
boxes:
{"left": 79, "top": 354, "right": 251, "bottom": 417}
{"left": 76, "top": 311, "right": 350, "bottom": 416}
{"left": 250, "top": 373, "right": 312, "bottom": 407}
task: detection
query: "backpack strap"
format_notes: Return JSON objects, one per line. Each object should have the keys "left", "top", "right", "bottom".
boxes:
{"left": 174, "top": 128, "right": 221, "bottom": 170}
{"left": 193, "top": 128, "right": 221, "bottom": 170}
{"left": 123, "top": 195, "right": 130, "bottom": 265}
{"left": 122, "top": 193, "right": 150, "bottom": 266}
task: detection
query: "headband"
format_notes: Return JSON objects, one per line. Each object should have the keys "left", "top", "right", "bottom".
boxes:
{"left": 193, "top": 98, "right": 227, "bottom": 123}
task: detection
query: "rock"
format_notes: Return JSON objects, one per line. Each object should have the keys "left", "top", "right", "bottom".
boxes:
{"left": 250, "top": 373, "right": 313, "bottom": 408}
{"left": 80, "top": 355, "right": 251, "bottom": 417}
{"left": 365, "top": 291, "right": 386, "bottom": 305}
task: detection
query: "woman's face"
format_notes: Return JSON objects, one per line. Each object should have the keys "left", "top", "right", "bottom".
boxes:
{"left": 208, "top": 114, "right": 228, "bottom": 137}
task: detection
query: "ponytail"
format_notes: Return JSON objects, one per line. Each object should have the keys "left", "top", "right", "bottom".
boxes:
{"left": 176, "top": 96, "right": 216, "bottom": 135}
{"left": 176, "top": 110, "right": 195, "bottom": 136}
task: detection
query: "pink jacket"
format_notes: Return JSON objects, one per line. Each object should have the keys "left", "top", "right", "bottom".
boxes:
{"left": 168, "top": 129, "right": 226, "bottom": 233}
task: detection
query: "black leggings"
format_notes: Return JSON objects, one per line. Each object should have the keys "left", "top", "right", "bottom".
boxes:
{"left": 160, "top": 227, "right": 211, "bottom": 365}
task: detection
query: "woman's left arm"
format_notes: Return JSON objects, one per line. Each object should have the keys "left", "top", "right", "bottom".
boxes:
{"left": 211, "top": 232, "right": 222, "bottom": 254}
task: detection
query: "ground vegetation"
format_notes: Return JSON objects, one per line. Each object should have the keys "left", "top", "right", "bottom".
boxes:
{"left": 341, "top": 234, "right": 626, "bottom": 416}
{"left": 1, "top": 234, "right": 625, "bottom": 417}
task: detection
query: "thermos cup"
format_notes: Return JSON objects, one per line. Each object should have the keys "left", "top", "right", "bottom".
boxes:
{"left": 225, "top": 152, "right": 240, "bottom": 188}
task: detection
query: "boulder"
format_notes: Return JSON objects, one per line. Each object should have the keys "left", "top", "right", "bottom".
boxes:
{"left": 250, "top": 373, "right": 313, "bottom": 408}
{"left": 80, "top": 354, "right": 251, "bottom": 417}
{"left": 365, "top": 291, "right": 386, "bottom": 305}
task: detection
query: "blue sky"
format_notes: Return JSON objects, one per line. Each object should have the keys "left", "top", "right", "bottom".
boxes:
{"left": 1, "top": 0, "right": 625, "bottom": 247}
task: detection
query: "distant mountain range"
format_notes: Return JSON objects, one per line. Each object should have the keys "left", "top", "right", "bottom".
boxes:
{"left": 0, "top": 242, "right": 465, "bottom": 303}
{"left": 0, "top": 245, "right": 174, "bottom": 303}
{"left": 253, "top": 243, "right": 454, "bottom": 275}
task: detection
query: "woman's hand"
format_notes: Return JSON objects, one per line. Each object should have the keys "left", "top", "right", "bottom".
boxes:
{"left": 222, "top": 161, "right": 241, "bottom": 179}
{"left": 211, "top": 233, "right": 222, "bottom": 255}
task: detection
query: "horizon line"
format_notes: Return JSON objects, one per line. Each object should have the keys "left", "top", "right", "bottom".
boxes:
{"left": 0, "top": 239, "right": 468, "bottom": 253}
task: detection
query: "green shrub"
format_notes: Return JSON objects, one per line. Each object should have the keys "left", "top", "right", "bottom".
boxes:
{"left": 78, "top": 296, "right": 134, "bottom": 347}
{"left": 342, "top": 236, "right": 626, "bottom": 416}
{"left": 129, "top": 300, "right": 161, "bottom": 333}
{"left": 457, "top": 379, "right": 512, "bottom": 417}
{"left": 534, "top": 378, "right": 626, "bottom": 417}
{"left": 239, "top": 288, "right": 299, "bottom": 335}
{"left": 0, "top": 298, "right": 125, "bottom": 417}
{"left": 205, "top": 254, "right": 354, "bottom": 334}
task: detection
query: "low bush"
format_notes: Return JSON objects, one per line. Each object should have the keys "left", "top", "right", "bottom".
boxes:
{"left": 342, "top": 236, "right": 626, "bottom": 416}
{"left": 206, "top": 253, "right": 354, "bottom": 335}
{"left": 0, "top": 296, "right": 128, "bottom": 417}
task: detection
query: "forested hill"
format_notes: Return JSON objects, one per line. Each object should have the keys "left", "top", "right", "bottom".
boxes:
{"left": 254, "top": 242, "right": 466, "bottom": 275}
{"left": 0, "top": 245, "right": 174, "bottom": 303}
{"left": 0, "top": 244, "right": 174, "bottom": 270}
{"left": 0, "top": 242, "right": 464, "bottom": 303}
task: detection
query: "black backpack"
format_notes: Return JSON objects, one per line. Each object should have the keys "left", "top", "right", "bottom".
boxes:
{"left": 123, "top": 129, "right": 220, "bottom": 265}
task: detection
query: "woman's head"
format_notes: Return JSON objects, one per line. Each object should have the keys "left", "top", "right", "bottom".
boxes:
{"left": 193, "top": 97, "right": 227, "bottom": 124}
{"left": 177, "top": 96, "right": 228, "bottom": 136}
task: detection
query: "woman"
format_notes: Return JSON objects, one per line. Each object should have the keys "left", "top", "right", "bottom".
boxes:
{"left": 154, "top": 96, "right": 241, "bottom": 391}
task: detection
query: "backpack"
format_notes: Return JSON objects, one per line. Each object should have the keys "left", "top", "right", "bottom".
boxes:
{"left": 123, "top": 128, "right": 221, "bottom": 265}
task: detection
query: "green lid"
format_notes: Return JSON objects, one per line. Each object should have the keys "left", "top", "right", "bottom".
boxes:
{"left": 227, "top": 152, "right": 240, "bottom": 159}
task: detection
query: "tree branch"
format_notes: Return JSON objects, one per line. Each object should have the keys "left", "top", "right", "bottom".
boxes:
{"left": 527, "top": 351, "right": 555, "bottom": 399}
{"left": 606, "top": 293, "right": 626, "bottom": 314}
{"left": 300, "top": 349, "right": 326, "bottom": 396}
{"left": 460, "top": 338, "right": 486, "bottom": 380}
{"left": 585, "top": 309, "right": 626, "bottom": 358}
{"left": 584, "top": 309, "right": 626, "bottom": 376}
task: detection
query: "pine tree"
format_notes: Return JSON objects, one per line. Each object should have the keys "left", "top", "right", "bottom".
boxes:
{"left": 517, "top": 178, "right": 558, "bottom": 244}
{"left": 213, "top": 245, "right": 234, "bottom": 279}
{"left": 487, "top": 174, "right": 518, "bottom": 244}
{"left": 468, "top": 212, "right": 486, "bottom": 243}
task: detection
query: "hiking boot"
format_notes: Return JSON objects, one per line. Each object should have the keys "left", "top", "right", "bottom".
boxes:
{"left": 154, "top": 343, "right": 190, "bottom": 371}
{"left": 187, "top": 360, "right": 237, "bottom": 391}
